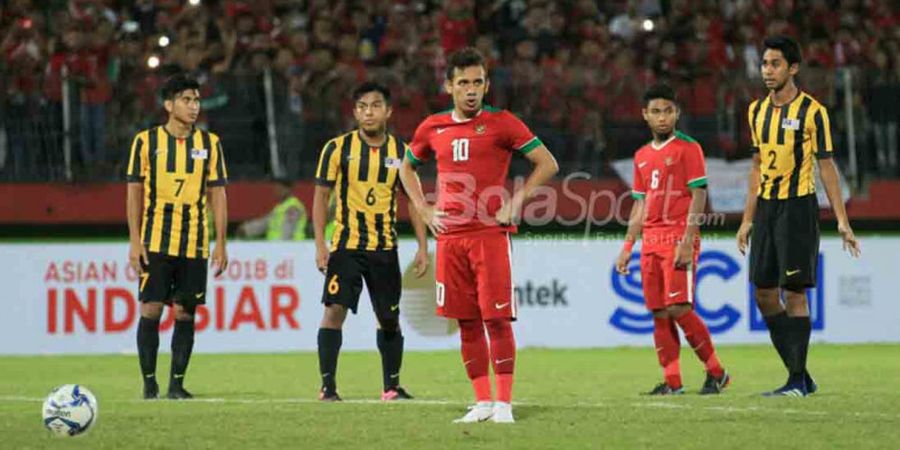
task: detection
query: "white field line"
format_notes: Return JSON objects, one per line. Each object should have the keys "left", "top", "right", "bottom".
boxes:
{"left": 5, "top": 396, "right": 899, "bottom": 421}
{"left": 0, "top": 395, "right": 459, "bottom": 406}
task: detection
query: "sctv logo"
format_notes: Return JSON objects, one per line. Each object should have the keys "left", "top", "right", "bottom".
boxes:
{"left": 609, "top": 250, "right": 824, "bottom": 334}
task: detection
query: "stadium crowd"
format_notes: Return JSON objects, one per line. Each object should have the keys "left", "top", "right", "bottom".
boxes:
{"left": 2, "top": 0, "right": 898, "bottom": 181}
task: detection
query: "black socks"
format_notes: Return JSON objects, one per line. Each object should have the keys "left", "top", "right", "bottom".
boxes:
{"left": 318, "top": 328, "right": 343, "bottom": 391}
{"left": 170, "top": 320, "right": 195, "bottom": 389}
{"left": 377, "top": 329, "right": 404, "bottom": 391}
{"left": 786, "top": 316, "right": 812, "bottom": 381}
{"left": 765, "top": 311, "right": 811, "bottom": 383}
{"left": 764, "top": 311, "right": 791, "bottom": 370}
{"left": 137, "top": 316, "right": 160, "bottom": 384}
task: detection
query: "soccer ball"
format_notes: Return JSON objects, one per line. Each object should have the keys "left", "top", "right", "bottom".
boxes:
{"left": 42, "top": 384, "right": 98, "bottom": 437}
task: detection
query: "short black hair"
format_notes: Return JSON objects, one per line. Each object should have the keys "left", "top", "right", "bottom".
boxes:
{"left": 445, "top": 47, "right": 486, "bottom": 81}
{"left": 352, "top": 81, "right": 391, "bottom": 105}
{"left": 763, "top": 35, "right": 802, "bottom": 66}
{"left": 643, "top": 83, "right": 677, "bottom": 106}
{"left": 160, "top": 73, "right": 200, "bottom": 101}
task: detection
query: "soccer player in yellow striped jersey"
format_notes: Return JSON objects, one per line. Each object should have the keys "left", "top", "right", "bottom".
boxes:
{"left": 125, "top": 74, "right": 229, "bottom": 400}
{"left": 736, "top": 36, "right": 860, "bottom": 397}
{"left": 312, "top": 82, "right": 429, "bottom": 401}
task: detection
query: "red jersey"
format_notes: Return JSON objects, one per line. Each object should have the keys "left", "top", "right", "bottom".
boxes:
{"left": 408, "top": 106, "right": 543, "bottom": 239}
{"left": 438, "top": 12, "right": 476, "bottom": 54}
{"left": 631, "top": 131, "right": 707, "bottom": 247}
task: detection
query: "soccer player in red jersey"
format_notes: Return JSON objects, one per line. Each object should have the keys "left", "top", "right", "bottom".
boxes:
{"left": 399, "top": 48, "right": 559, "bottom": 423}
{"left": 615, "top": 84, "right": 730, "bottom": 395}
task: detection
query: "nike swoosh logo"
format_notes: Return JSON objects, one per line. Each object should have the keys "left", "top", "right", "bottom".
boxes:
{"left": 494, "top": 358, "right": 514, "bottom": 365}
{"left": 173, "top": 374, "right": 184, "bottom": 379}
{"left": 390, "top": 373, "right": 400, "bottom": 378}
{"left": 495, "top": 302, "right": 510, "bottom": 309}
{"left": 638, "top": 162, "right": 648, "bottom": 168}
{"left": 436, "top": 128, "right": 447, "bottom": 134}
{"left": 390, "top": 304, "right": 400, "bottom": 311}
{"left": 786, "top": 269, "right": 801, "bottom": 276}
{"left": 463, "top": 359, "right": 474, "bottom": 366}
{"left": 668, "top": 291, "right": 681, "bottom": 298}
{"left": 195, "top": 292, "right": 204, "bottom": 299}
{"left": 322, "top": 373, "right": 330, "bottom": 378}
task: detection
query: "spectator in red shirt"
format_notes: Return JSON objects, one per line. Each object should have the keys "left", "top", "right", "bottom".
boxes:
{"left": 607, "top": 47, "right": 654, "bottom": 159}
{"left": 438, "top": 0, "right": 475, "bottom": 55}
{"left": 3, "top": 14, "right": 44, "bottom": 178}
{"left": 682, "top": 38, "right": 720, "bottom": 156}
{"left": 76, "top": 20, "right": 116, "bottom": 173}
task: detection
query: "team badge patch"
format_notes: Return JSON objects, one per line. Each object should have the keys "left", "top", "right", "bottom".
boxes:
{"left": 475, "top": 124, "right": 486, "bottom": 134}
{"left": 191, "top": 148, "right": 209, "bottom": 160}
{"left": 665, "top": 157, "right": 674, "bottom": 166}
{"left": 385, "top": 157, "right": 402, "bottom": 168}
{"left": 781, "top": 118, "right": 801, "bottom": 131}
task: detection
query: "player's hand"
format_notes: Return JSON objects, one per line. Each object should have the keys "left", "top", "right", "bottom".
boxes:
{"left": 128, "top": 241, "right": 149, "bottom": 275}
{"left": 210, "top": 244, "right": 228, "bottom": 277}
{"left": 315, "top": 243, "right": 330, "bottom": 275}
{"left": 495, "top": 200, "right": 515, "bottom": 226}
{"left": 413, "top": 248, "right": 429, "bottom": 278}
{"left": 838, "top": 221, "right": 861, "bottom": 258}
{"left": 615, "top": 247, "right": 632, "bottom": 275}
{"left": 736, "top": 221, "right": 752, "bottom": 255}
{"left": 674, "top": 240, "right": 693, "bottom": 270}
{"left": 420, "top": 204, "right": 447, "bottom": 236}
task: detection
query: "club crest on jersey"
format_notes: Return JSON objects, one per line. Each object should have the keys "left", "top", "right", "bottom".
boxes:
{"left": 665, "top": 157, "right": 674, "bottom": 166}
{"left": 191, "top": 148, "right": 209, "bottom": 160}
{"left": 384, "top": 157, "right": 402, "bottom": 168}
{"left": 781, "top": 118, "right": 801, "bottom": 131}
{"left": 475, "top": 124, "right": 486, "bottom": 134}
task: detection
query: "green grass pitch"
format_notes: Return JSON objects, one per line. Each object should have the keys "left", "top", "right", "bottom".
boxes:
{"left": 2, "top": 345, "right": 899, "bottom": 449}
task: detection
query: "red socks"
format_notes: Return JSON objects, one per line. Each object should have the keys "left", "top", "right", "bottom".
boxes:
{"left": 485, "top": 319, "right": 516, "bottom": 403}
{"left": 675, "top": 310, "right": 724, "bottom": 378}
{"left": 653, "top": 317, "right": 682, "bottom": 388}
{"left": 458, "top": 319, "right": 516, "bottom": 403}
{"left": 458, "top": 320, "right": 492, "bottom": 402}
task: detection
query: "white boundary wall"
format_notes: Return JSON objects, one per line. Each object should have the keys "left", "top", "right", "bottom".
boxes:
{"left": 0, "top": 237, "right": 894, "bottom": 355}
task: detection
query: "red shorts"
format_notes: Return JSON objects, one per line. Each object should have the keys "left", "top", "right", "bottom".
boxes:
{"left": 640, "top": 241, "right": 700, "bottom": 311}
{"left": 435, "top": 232, "right": 515, "bottom": 320}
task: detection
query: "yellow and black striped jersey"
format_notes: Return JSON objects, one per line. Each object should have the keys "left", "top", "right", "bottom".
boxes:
{"left": 315, "top": 130, "right": 406, "bottom": 252}
{"left": 748, "top": 91, "right": 833, "bottom": 200}
{"left": 126, "top": 126, "right": 227, "bottom": 259}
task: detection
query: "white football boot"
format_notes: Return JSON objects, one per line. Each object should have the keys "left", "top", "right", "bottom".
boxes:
{"left": 453, "top": 401, "right": 494, "bottom": 423}
{"left": 491, "top": 401, "right": 515, "bottom": 423}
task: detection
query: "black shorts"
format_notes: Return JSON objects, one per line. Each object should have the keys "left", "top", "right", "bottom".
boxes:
{"left": 322, "top": 249, "right": 401, "bottom": 320}
{"left": 139, "top": 252, "right": 208, "bottom": 305}
{"left": 749, "top": 194, "right": 820, "bottom": 289}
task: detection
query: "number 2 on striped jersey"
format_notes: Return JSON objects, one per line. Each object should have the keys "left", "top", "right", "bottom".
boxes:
{"left": 767, "top": 150, "right": 777, "bottom": 170}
